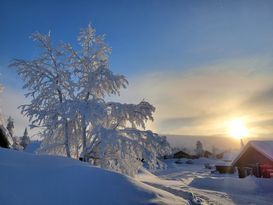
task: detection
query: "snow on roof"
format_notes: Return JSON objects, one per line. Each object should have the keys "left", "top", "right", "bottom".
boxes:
{"left": 232, "top": 140, "right": 273, "bottom": 166}
{"left": 220, "top": 150, "right": 238, "bottom": 161}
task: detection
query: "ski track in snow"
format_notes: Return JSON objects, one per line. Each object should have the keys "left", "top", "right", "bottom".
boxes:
{"left": 137, "top": 159, "right": 273, "bottom": 205}
{"left": 143, "top": 181, "right": 232, "bottom": 205}
{"left": 155, "top": 164, "right": 232, "bottom": 204}
{"left": 138, "top": 168, "right": 233, "bottom": 205}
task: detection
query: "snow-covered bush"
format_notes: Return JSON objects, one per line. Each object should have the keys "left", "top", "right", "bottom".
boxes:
{"left": 85, "top": 127, "right": 171, "bottom": 176}
{"left": 10, "top": 24, "right": 171, "bottom": 176}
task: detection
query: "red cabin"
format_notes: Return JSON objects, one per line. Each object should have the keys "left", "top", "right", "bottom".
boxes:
{"left": 232, "top": 141, "right": 273, "bottom": 178}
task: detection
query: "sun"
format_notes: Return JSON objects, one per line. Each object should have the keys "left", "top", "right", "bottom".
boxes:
{"left": 228, "top": 119, "right": 249, "bottom": 139}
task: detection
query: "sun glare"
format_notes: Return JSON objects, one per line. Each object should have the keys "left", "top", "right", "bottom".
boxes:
{"left": 228, "top": 119, "right": 248, "bottom": 139}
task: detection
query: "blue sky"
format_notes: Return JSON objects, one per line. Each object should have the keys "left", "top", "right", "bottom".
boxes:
{"left": 2, "top": 0, "right": 273, "bottom": 82}
{"left": 1, "top": 0, "right": 273, "bottom": 138}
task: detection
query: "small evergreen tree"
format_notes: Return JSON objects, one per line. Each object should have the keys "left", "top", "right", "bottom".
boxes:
{"left": 212, "top": 145, "right": 217, "bottom": 158}
{"left": 195, "top": 140, "right": 204, "bottom": 157}
{"left": 21, "top": 128, "right": 30, "bottom": 149}
{"left": 6, "top": 117, "right": 14, "bottom": 138}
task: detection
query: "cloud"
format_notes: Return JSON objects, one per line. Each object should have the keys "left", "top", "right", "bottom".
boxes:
{"left": 158, "top": 113, "right": 221, "bottom": 134}
{"left": 2, "top": 55, "right": 273, "bottom": 139}
{"left": 160, "top": 117, "right": 201, "bottom": 130}
{"left": 116, "top": 56, "right": 273, "bottom": 137}
{"left": 242, "top": 86, "right": 273, "bottom": 110}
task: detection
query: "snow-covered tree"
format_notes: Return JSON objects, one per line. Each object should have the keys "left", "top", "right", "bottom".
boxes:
{"left": 11, "top": 24, "right": 171, "bottom": 176}
{"left": 195, "top": 140, "right": 204, "bottom": 157}
{"left": 83, "top": 127, "right": 171, "bottom": 176}
{"left": 6, "top": 117, "right": 14, "bottom": 138}
{"left": 21, "top": 128, "right": 30, "bottom": 149}
{"left": 0, "top": 82, "right": 3, "bottom": 125}
{"left": 10, "top": 32, "right": 75, "bottom": 157}
{"left": 0, "top": 82, "right": 15, "bottom": 148}
{"left": 5, "top": 117, "right": 23, "bottom": 150}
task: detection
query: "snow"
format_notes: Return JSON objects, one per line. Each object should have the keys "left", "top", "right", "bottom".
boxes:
{"left": 190, "top": 175, "right": 273, "bottom": 194}
{"left": 189, "top": 176, "right": 273, "bottom": 204}
{"left": 136, "top": 158, "right": 273, "bottom": 205}
{"left": 2, "top": 145, "right": 273, "bottom": 204}
{"left": 0, "top": 148, "right": 187, "bottom": 205}
{"left": 221, "top": 151, "right": 238, "bottom": 162}
{"left": 24, "top": 140, "right": 41, "bottom": 153}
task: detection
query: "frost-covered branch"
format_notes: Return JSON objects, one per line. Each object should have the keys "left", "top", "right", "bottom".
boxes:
{"left": 10, "top": 32, "right": 73, "bottom": 157}
{"left": 106, "top": 100, "right": 155, "bottom": 129}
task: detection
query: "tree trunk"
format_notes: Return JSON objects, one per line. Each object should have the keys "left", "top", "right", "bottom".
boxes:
{"left": 64, "top": 119, "right": 71, "bottom": 158}
{"left": 81, "top": 117, "right": 87, "bottom": 161}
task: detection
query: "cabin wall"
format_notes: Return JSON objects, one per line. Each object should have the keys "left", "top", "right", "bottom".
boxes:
{"left": 234, "top": 146, "right": 273, "bottom": 167}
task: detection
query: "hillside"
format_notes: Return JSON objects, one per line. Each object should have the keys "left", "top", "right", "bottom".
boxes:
{"left": 0, "top": 148, "right": 187, "bottom": 205}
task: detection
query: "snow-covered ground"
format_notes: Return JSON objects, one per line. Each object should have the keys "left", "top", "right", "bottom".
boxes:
{"left": 0, "top": 148, "right": 186, "bottom": 205}
{"left": 137, "top": 158, "right": 273, "bottom": 205}
{"left": 1, "top": 148, "right": 273, "bottom": 205}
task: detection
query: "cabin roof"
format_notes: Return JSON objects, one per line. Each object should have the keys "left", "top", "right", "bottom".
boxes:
{"left": 174, "top": 150, "right": 190, "bottom": 156}
{"left": 232, "top": 140, "right": 273, "bottom": 166}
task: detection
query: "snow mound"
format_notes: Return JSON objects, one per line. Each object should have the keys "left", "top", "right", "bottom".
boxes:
{"left": 0, "top": 148, "right": 187, "bottom": 205}
{"left": 24, "top": 140, "right": 41, "bottom": 153}
{"left": 190, "top": 175, "right": 273, "bottom": 194}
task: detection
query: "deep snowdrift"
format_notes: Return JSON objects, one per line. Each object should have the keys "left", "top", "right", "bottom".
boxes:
{"left": 0, "top": 148, "right": 187, "bottom": 205}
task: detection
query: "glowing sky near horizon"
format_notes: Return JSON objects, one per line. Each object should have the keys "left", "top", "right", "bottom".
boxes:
{"left": 1, "top": 0, "right": 273, "bottom": 138}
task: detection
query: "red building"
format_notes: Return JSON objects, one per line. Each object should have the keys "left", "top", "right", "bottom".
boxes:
{"left": 232, "top": 141, "right": 273, "bottom": 178}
